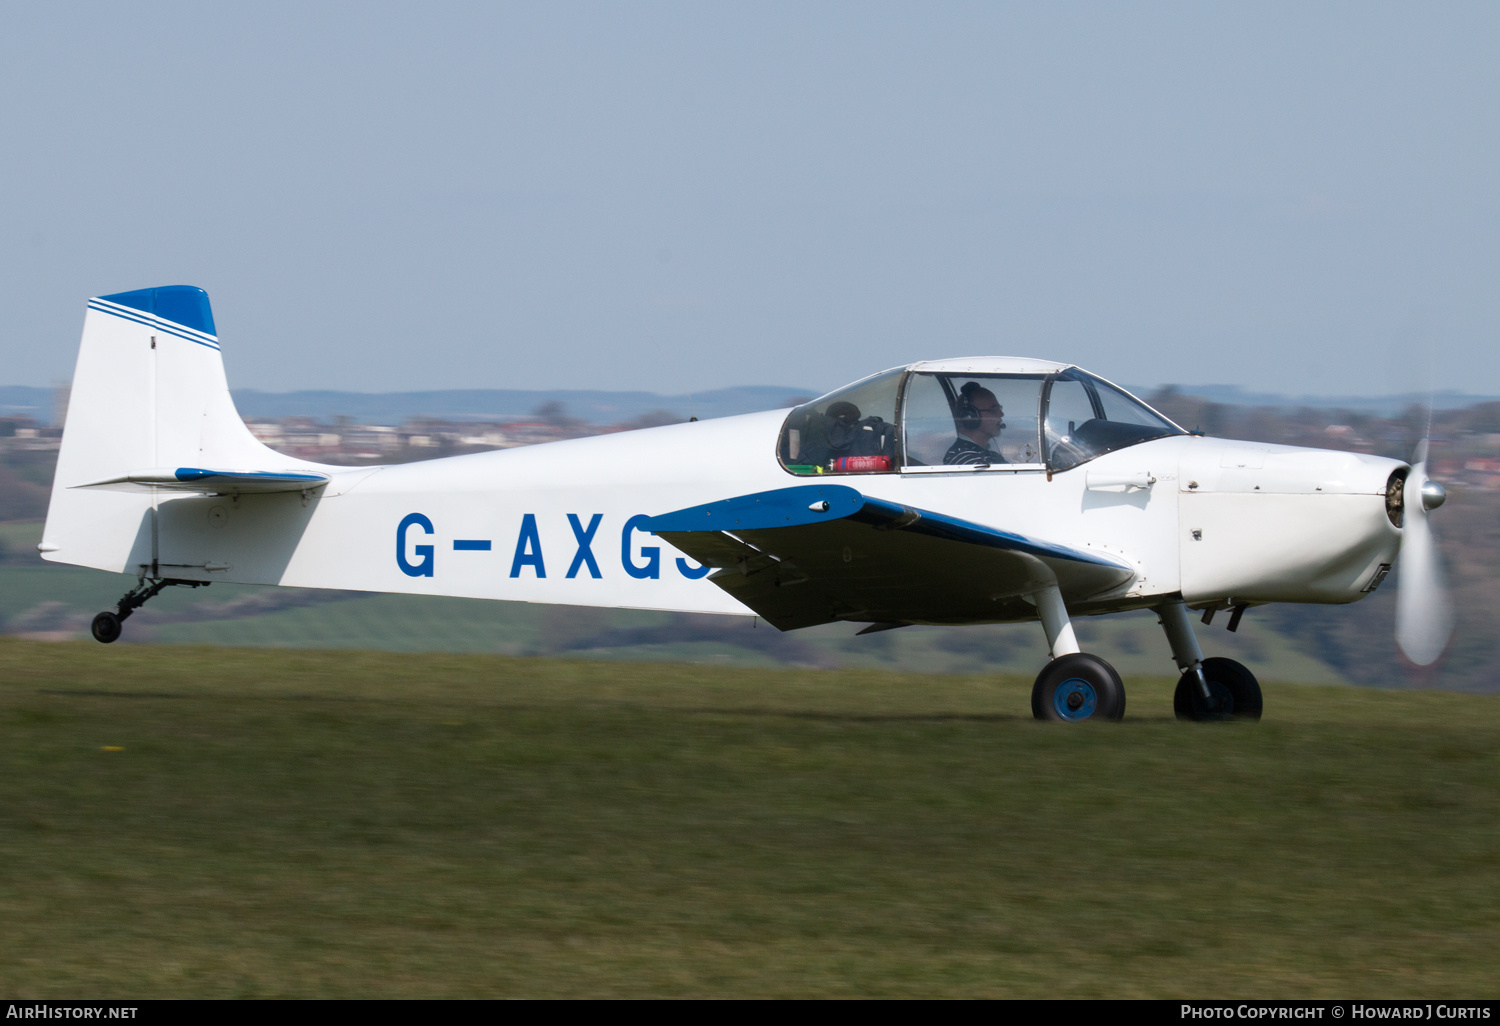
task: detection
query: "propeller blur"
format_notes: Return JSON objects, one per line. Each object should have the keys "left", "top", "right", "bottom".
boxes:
{"left": 1395, "top": 442, "right": 1455, "bottom": 667}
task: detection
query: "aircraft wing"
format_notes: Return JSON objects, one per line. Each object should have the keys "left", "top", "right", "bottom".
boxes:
{"left": 646, "top": 484, "right": 1137, "bottom": 631}
{"left": 72, "top": 467, "right": 331, "bottom": 494}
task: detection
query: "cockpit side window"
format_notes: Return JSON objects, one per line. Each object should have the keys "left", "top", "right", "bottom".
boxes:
{"left": 1043, "top": 370, "right": 1185, "bottom": 472}
{"left": 901, "top": 373, "right": 1044, "bottom": 468}
{"left": 779, "top": 368, "right": 903, "bottom": 475}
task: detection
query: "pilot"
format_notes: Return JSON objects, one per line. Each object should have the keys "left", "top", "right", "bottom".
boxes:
{"left": 943, "top": 381, "right": 1007, "bottom": 465}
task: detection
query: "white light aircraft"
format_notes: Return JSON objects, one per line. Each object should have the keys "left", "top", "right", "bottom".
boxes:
{"left": 40, "top": 286, "right": 1453, "bottom": 721}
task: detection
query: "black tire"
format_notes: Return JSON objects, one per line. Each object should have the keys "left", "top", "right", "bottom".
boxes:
{"left": 90, "top": 611, "right": 122, "bottom": 645}
{"left": 1174, "top": 657, "right": 1262, "bottom": 722}
{"left": 1032, "top": 653, "right": 1126, "bottom": 722}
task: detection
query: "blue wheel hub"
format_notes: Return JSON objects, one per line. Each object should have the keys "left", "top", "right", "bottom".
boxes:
{"left": 1053, "top": 677, "right": 1097, "bottom": 721}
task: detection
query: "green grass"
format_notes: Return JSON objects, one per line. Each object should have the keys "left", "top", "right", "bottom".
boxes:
{"left": 0, "top": 639, "right": 1495, "bottom": 997}
{"left": 139, "top": 589, "right": 1343, "bottom": 681}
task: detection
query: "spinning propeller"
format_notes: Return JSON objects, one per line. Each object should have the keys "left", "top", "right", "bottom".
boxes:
{"left": 1394, "top": 438, "right": 1454, "bottom": 666}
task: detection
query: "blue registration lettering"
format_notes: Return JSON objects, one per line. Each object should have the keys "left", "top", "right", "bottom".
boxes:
{"left": 566, "top": 513, "right": 604, "bottom": 579}
{"left": 676, "top": 556, "right": 711, "bottom": 580}
{"left": 621, "top": 514, "right": 660, "bottom": 579}
{"left": 509, "top": 514, "right": 547, "bottom": 578}
{"left": 396, "top": 513, "right": 435, "bottom": 577}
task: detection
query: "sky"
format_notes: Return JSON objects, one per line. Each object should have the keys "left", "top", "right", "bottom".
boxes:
{"left": 2, "top": 1, "right": 1497, "bottom": 398}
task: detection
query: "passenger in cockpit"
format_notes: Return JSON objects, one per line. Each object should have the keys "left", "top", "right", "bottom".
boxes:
{"left": 823, "top": 401, "right": 864, "bottom": 454}
{"left": 943, "top": 381, "right": 1008, "bottom": 465}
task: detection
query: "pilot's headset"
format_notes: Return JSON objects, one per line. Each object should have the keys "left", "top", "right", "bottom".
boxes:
{"left": 953, "top": 382, "right": 985, "bottom": 430}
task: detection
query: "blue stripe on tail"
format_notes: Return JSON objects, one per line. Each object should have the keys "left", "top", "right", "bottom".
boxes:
{"left": 97, "top": 285, "right": 217, "bottom": 337}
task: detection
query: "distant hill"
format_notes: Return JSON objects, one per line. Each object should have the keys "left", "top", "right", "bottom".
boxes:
{"left": 1127, "top": 385, "right": 1500, "bottom": 416}
{"left": 226, "top": 385, "right": 816, "bottom": 424}
{"left": 7, "top": 382, "right": 1500, "bottom": 427}
{"left": 0, "top": 386, "right": 55, "bottom": 419}
{"left": 0, "top": 384, "right": 815, "bottom": 426}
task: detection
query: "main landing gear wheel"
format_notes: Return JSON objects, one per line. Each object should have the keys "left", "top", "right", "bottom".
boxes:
{"left": 90, "top": 611, "right": 122, "bottom": 644}
{"left": 1032, "top": 653, "right": 1127, "bottom": 723}
{"left": 1174, "top": 657, "right": 1263, "bottom": 722}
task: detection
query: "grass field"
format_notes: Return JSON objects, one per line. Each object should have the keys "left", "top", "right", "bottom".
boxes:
{"left": 0, "top": 639, "right": 1495, "bottom": 997}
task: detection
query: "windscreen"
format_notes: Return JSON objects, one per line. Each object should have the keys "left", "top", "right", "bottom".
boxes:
{"left": 1043, "top": 370, "right": 1184, "bottom": 472}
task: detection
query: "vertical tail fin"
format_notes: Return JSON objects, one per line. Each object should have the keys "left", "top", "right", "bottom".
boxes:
{"left": 41, "top": 286, "right": 306, "bottom": 573}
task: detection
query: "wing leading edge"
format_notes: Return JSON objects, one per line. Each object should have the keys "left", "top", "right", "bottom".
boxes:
{"left": 646, "top": 484, "right": 1136, "bottom": 631}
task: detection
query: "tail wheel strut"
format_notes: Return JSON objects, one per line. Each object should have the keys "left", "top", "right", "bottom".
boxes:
{"left": 90, "top": 577, "right": 208, "bottom": 644}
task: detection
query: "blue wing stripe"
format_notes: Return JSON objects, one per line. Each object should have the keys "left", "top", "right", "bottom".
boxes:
{"left": 645, "top": 484, "right": 866, "bottom": 532}
{"left": 648, "top": 485, "right": 1131, "bottom": 570}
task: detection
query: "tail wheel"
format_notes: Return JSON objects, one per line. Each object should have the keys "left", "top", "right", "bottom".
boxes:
{"left": 1032, "top": 653, "right": 1126, "bottom": 722}
{"left": 1174, "top": 657, "right": 1263, "bottom": 722}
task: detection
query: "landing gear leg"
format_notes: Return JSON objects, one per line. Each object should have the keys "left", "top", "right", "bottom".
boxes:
{"left": 1030, "top": 583, "right": 1126, "bottom": 722}
{"left": 90, "top": 577, "right": 208, "bottom": 644}
{"left": 1160, "top": 598, "right": 1262, "bottom": 721}
{"left": 1160, "top": 596, "right": 1211, "bottom": 701}
{"left": 1033, "top": 583, "right": 1080, "bottom": 660}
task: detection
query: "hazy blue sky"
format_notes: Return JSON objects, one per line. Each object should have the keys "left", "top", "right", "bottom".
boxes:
{"left": 2, "top": 2, "right": 1496, "bottom": 397}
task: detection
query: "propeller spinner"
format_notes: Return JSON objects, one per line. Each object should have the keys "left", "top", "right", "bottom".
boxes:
{"left": 1394, "top": 439, "right": 1454, "bottom": 666}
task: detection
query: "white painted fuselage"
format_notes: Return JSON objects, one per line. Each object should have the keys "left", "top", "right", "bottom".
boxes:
{"left": 47, "top": 409, "right": 1406, "bottom": 623}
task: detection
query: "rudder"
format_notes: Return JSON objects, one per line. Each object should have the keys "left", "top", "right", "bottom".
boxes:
{"left": 41, "top": 286, "right": 308, "bottom": 573}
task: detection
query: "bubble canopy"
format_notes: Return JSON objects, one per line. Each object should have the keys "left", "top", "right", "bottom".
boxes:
{"left": 777, "top": 361, "right": 1184, "bottom": 476}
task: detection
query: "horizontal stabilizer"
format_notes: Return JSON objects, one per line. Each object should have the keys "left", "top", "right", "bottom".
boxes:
{"left": 73, "top": 467, "right": 331, "bottom": 494}
{"left": 647, "top": 485, "right": 1136, "bottom": 630}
